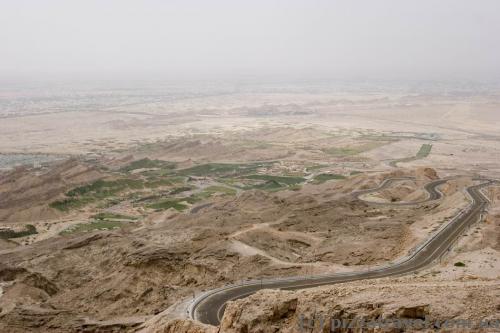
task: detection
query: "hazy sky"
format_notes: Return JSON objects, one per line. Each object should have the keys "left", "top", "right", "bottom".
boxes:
{"left": 1, "top": 0, "right": 500, "bottom": 82}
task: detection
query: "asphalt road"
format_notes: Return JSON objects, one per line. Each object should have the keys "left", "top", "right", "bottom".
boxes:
{"left": 191, "top": 178, "right": 493, "bottom": 326}
{"left": 352, "top": 177, "right": 447, "bottom": 205}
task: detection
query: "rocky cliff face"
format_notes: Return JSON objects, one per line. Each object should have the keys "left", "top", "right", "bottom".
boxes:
{"left": 217, "top": 279, "right": 499, "bottom": 333}
{"left": 143, "top": 319, "right": 217, "bottom": 333}
{"left": 147, "top": 276, "right": 499, "bottom": 333}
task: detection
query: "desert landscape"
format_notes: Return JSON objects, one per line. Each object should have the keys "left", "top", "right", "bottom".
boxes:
{"left": 0, "top": 82, "right": 499, "bottom": 332}
{"left": 2, "top": 0, "right": 500, "bottom": 330}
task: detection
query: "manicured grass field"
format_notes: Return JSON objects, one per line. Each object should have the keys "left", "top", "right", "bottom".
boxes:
{"left": 202, "top": 186, "right": 237, "bottom": 196}
{"left": 306, "top": 164, "right": 328, "bottom": 172}
{"left": 143, "top": 178, "right": 175, "bottom": 188}
{"left": 243, "top": 174, "right": 305, "bottom": 185}
{"left": 92, "top": 212, "right": 138, "bottom": 221}
{"left": 50, "top": 178, "right": 146, "bottom": 211}
{"left": 147, "top": 199, "right": 188, "bottom": 211}
{"left": 66, "top": 178, "right": 144, "bottom": 198}
{"left": 0, "top": 224, "right": 38, "bottom": 239}
{"left": 49, "top": 196, "right": 95, "bottom": 212}
{"left": 50, "top": 160, "right": 309, "bottom": 214}
{"left": 50, "top": 175, "right": 181, "bottom": 212}
{"left": 175, "top": 186, "right": 237, "bottom": 205}
{"left": 416, "top": 143, "right": 433, "bottom": 158}
{"left": 60, "top": 220, "right": 123, "bottom": 234}
{"left": 312, "top": 173, "right": 346, "bottom": 184}
{"left": 176, "top": 162, "right": 272, "bottom": 177}
{"left": 322, "top": 142, "right": 385, "bottom": 157}
{"left": 228, "top": 174, "right": 306, "bottom": 191}
{"left": 390, "top": 144, "right": 433, "bottom": 167}
{"left": 169, "top": 186, "right": 194, "bottom": 195}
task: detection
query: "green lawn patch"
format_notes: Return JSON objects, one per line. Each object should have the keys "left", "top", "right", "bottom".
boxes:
{"left": 322, "top": 147, "right": 362, "bottom": 156}
{"left": 147, "top": 200, "right": 188, "bottom": 211}
{"left": 255, "top": 180, "right": 283, "bottom": 190}
{"left": 66, "top": 178, "right": 144, "bottom": 198}
{"left": 171, "top": 186, "right": 236, "bottom": 205}
{"left": 92, "top": 212, "right": 138, "bottom": 221}
{"left": 49, "top": 197, "right": 95, "bottom": 212}
{"left": 306, "top": 164, "right": 328, "bottom": 172}
{"left": 121, "top": 158, "right": 176, "bottom": 172}
{"left": 143, "top": 174, "right": 186, "bottom": 188}
{"left": 238, "top": 175, "right": 306, "bottom": 191}
{"left": 51, "top": 178, "right": 147, "bottom": 212}
{"left": 288, "top": 184, "right": 302, "bottom": 191}
{"left": 416, "top": 143, "right": 433, "bottom": 158}
{"left": 60, "top": 220, "right": 123, "bottom": 235}
{"left": 312, "top": 173, "right": 346, "bottom": 184}
{"left": 169, "top": 186, "right": 194, "bottom": 195}
{"left": 176, "top": 162, "right": 272, "bottom": 178}
{"left": 243, "top": 174, "right": 305, "bottom": 185}
{"left": 202, "top": 186, "right": 237, "bottom": 196}
{"left": 225, "top": 174, "right": 306, "bottom": 191}
{"left": 183, "top": 195, "right": 205, "bottom": 204}
{"left": 358, "top": 134, "right": 399, "bottom": 142}
{"left": 144, "top": 178, "right": 174, "bottom": 188}
{"left": 0, "top": 224, "right": 38, "bottom": 239}
{"left": 390, "top": 144, "right": 433, "bottom": 167}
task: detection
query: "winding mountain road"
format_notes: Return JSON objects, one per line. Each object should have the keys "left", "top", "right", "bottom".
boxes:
{"left": 190, "top": 178, "right": 494, "bottom": 326}
{"left": 352, "top": 177, "right": 446, "bottom": 205}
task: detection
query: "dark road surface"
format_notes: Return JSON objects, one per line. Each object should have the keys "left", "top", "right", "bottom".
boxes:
{"left": 191, "top": 178, "right": 493, "bottom": 326}
{"left": 351, "top": 177, "right": 446, "bottom": 205}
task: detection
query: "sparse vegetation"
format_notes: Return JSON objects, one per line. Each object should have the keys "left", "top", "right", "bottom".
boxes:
{"left": 322, "top": 142, "right": 385, "bottom": 157}
{"left": 237, "top": 140, "right": 274, "bottom": 149}
{"left": 454, "top": 261, "right": 466, "bottom": 267}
